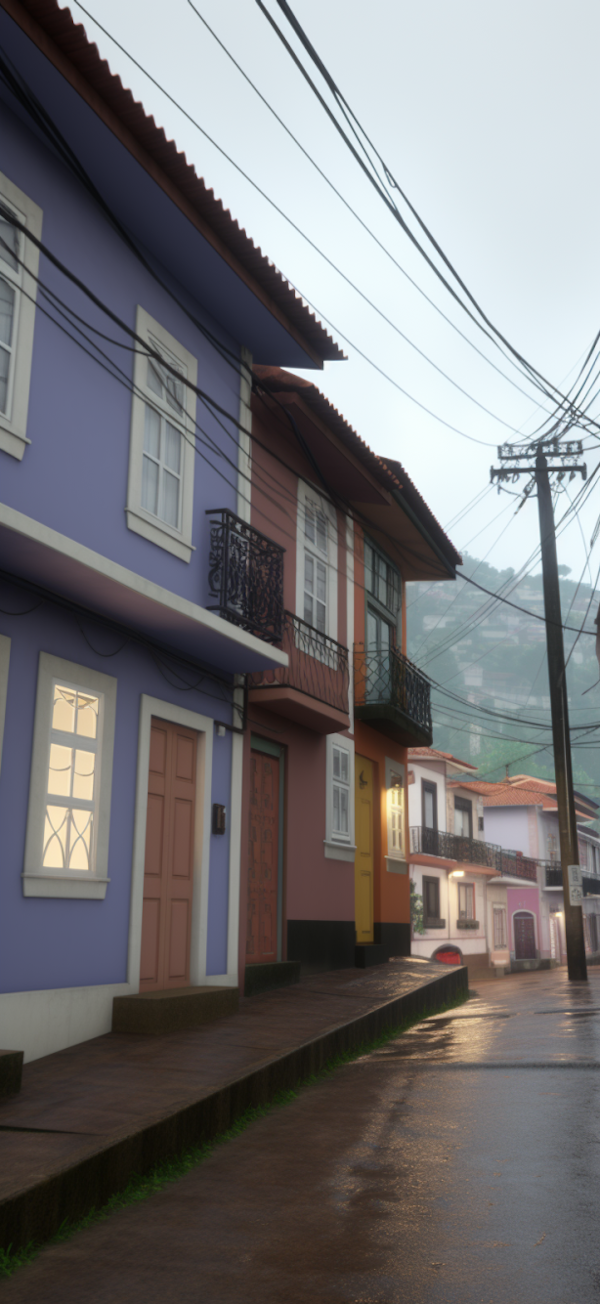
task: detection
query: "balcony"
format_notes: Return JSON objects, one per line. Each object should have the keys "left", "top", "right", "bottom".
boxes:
{"left": 206, "top": 509, "right": 284, "bottom": 644}
{"left": 545, "top": 864, "right": 600, "bottom": 895}
{"left": 247, "top": 610, "right": 350, "bottom": 733}
{"left": 410, "top": 827, "right": 539, "bottom": 882}
{"left": 354, "top": 644, "right": 432, "bottom": 747}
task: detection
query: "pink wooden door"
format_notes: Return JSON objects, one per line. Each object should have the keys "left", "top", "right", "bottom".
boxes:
{"left": 246, "top": 751, "right": 279, "bottom": 964}
{"left": 140, "top": 719, "right": 197, "bottom": 991}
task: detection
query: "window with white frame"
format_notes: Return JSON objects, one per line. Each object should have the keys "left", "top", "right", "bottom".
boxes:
{"left": 296, "top": 480, "right": 338, "bottom": 643}
{"left": 324, "top": 733, "right": 355, "bottom": 858}
{"left": 126, "top": 307, "right": 197, "bottom": 562}
{"left": 0, "top": 204, "right": 19, "bottom": 418}
{"left": 389, "top": 781, "right": 403, "bottom": 853}
{"left": 332, "top": 742, "right": 350, "bottom": 839}
{"left": 493, "top": 906, "right": 507, "bottom": 948}
{"left": 23, "top": 654, "right": 117, "bottom": 899}
{"left": 304, "top": 496, "right": 328, "bottom": 633}
{"left": 385, "top": 759, "right": 405, "bottom": 864}
{"left": 458, "top": 882, "right": 475, "bottom": 920}
{"left": 0, "top": 172, "right": 42, "bottom": 460}
{"left": 43, "top": 685, "right": 101, "bottom": 873}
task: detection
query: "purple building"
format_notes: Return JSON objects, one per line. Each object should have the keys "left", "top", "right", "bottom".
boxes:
{"left": 0, "top": 0, "right": 340, "bottom": 1059}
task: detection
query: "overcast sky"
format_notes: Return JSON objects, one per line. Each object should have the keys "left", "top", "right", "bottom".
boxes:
{"left": 66, "top": 0, "right": 600, "bottom": 583}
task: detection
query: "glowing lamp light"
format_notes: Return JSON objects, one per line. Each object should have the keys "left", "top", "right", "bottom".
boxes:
{"left": 450, "top": 869, "right": 465, "bottom": 878}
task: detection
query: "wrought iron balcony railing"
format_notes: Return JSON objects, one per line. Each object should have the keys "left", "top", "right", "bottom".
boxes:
{"left": 354, "top": 644, "right": 432, "bottom": 742}
{"left": 410, "top": 826, "right": 539, "bottom": 882}
{"left": 206, "top": 509, "right": 284, "bottom": 644}
{"left": 247, "top": 610, "right": 349, "bottom": 714}
{"left": 545, "top": 863, "right": 600, "bottom": 895}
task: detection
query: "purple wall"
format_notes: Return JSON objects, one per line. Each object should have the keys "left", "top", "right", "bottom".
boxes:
{"left": 1, "top": 107, "right": 241, "bottom": 609}
{"left": 0, "top": 595, "right": 233, "bottom": 992}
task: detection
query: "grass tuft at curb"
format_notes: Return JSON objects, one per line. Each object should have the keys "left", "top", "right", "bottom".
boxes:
{"left": 0, "top": 988, "right": 469, "bottom": 1280}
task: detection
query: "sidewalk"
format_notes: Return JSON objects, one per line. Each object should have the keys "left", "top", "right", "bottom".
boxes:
{"left": 0, "top": 957, "right": 466, "bottom": 1254}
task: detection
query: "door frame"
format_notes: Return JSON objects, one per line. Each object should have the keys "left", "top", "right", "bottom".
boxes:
{"left": 250, "top": 734, "right": 285, "bottom": 961}
{"left": 128, "top": 696, "right": 219, "bottom": 990}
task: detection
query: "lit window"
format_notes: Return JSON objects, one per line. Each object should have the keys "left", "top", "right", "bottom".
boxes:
{"left": 23, "top": 655, "right": 117, "bottom": 899}
{"left": 389, "top": 780, "right": 404, "bottom": 854}
{"left": 332, "top": 743, "right": 350, "bottom": 839}
{"left": 43, "top": 685, "right": 101, "bottom": 873}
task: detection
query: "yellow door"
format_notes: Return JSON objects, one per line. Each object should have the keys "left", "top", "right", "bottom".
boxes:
{"left": 355, "top": 757, "right": 374, "bottom": 944}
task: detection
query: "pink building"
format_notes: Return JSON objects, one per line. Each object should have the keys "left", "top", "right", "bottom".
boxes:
{"left": 238, "top": 368, "right": 461, "bottom": 992}
{"left": 455, "top": 776, "right": 600, "bottom": 969}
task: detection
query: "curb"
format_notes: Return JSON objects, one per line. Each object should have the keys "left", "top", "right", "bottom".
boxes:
{"left": 0, "top": 963, "right": 467, "bottom": 1253}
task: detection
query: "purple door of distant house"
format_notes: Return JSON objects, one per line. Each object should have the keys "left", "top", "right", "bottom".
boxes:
{"left": 514, "top": 912, "right": 536, "bottom": 960}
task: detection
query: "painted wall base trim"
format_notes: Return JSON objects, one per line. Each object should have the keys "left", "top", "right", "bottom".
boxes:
{"left": 0, "top": 982, "right": 131, "bottom": 1063}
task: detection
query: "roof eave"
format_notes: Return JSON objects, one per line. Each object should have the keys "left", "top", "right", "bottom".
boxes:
{"left": 1, "top": 0, "right": 342, "bottom": 367}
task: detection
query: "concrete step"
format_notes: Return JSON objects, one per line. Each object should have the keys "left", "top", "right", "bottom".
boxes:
{"left": 355, "top": 943, "right": 387, "bottom": 969}
{"left": 112, "top": 986, "right": 239, "bottom": 1036}
{"left": 244, "top": 961, "right": 301, "bottom": 997}
{"left": 0, "top": 1050, "right": 23, "bottom": 1097}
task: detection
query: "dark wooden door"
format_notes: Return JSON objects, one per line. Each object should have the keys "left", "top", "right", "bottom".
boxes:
{"left": 247, "top": 751, "right": 279, "bottom": 964}
{"left": 140, "top": 719, "right": 197, "bottom": 990}
{"left": 514, "top": 912, "right": 536, "bottom": 960}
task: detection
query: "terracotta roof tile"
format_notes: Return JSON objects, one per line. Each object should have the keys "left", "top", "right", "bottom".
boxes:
{"left": 408, "top": 746, "right": 477, "bottom": 770}
{"left": 448, "top": 775, "right": 596, "bottom": 818}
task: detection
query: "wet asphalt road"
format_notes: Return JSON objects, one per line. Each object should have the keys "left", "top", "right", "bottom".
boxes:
{"left": 3, "top": 967, "right": 600, "bottom": 1304}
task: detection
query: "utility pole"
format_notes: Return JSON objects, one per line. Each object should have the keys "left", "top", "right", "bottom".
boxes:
{"left": 491, "top": 439, "right": 588, "bottom": 982}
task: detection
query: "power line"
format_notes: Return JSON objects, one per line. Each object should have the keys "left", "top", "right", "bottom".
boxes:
{"left": 68, "top": 1, "right": 570, "bottom": 449}
{"left": 256, "top": 0, "right": 600, "bottom": 434}
{"left": 184, "top": 0, "right": 573, "bottom": 421}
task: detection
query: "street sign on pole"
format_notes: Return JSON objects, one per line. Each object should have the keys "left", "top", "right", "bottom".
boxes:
{"left": 567, "top": 864, "right": 583, "bottom": 908}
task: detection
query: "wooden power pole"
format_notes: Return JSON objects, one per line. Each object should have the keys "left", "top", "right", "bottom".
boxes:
{"left": 491, "top": 439, "right": 587, "bottom": 982}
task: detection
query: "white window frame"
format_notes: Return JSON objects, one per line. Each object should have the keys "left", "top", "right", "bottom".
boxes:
{"left": 296, "top": 479, "right": 338, "bottom": 642}
{"left": 493, "top": 905, "right": 507, "bottom": 949}
{"left": 458, "top": 881, "right": 476, "bottom": 920}
{"left": 385, "top": 756, "right": 407, "bottom": 872}
{"left": 324, "top": 732, "right": 356, "bottom": 861}
{"left": 126, "top": 306, "right": 197, "bottom": 562}
{"left": 0, "top": 171, "right": 42, "bottom": 461}
{"left": 23, "top": 653, "right": 117, "bottom": 899}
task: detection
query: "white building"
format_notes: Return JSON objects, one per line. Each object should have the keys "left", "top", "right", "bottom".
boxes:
{"left": 407, "top": 748, "right": 523, "bottom": 978}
